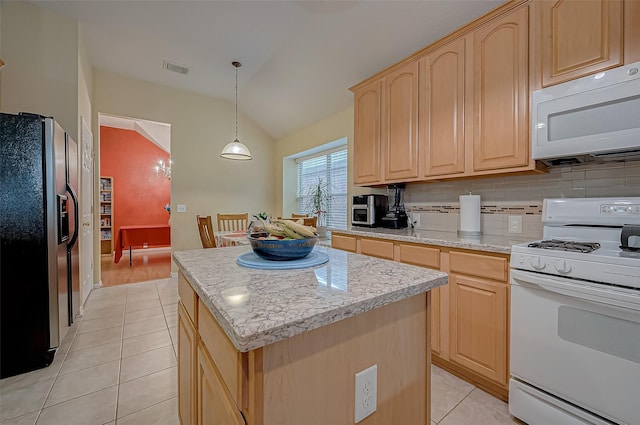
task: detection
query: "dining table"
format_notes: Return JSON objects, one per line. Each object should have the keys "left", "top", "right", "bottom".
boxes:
{"left": 215, "top": 231, "right": 250, "bottom": 248}
{"left": 114, "top": 224, "right": 171, "bottom": 265}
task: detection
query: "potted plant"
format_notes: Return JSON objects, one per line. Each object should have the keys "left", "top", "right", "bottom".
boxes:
{"left": 250, "top": 212, "right": 270, "bottom": 233}
{"left": 304, "top": 177, "right": 330, "bottom": 238}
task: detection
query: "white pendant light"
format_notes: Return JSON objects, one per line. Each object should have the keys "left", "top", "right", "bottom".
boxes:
{"left": 221, "top": 61, "right": 252, "bottom": 160}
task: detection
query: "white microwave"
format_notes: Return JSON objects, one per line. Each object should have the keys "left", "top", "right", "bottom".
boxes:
{"left": 532, "top": 61, "right": 640, "bottom": 166}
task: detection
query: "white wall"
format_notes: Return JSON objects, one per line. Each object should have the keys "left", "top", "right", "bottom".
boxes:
{"left": 93, "top": 70, "right": 277, "bottom": 257}
{"left": 1, "top": 1, "right": 79, "bottom": 140}
{"left": 78, "top": 25, "right": 92, "bottom": 140}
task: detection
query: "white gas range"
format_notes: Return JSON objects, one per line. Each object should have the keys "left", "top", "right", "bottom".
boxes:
{"left": 508, "top": 198, "right": 640, "bottom": 425}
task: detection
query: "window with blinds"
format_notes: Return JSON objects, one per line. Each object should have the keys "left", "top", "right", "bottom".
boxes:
{"left": 296, "top": 148, "right": 347, "bottom": 229}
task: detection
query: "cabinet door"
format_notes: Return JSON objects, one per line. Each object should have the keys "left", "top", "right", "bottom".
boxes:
{"left": 197, "top": 344, "right": 246, "bottom": 425}
{"left": 431, "top": 287, "right": 442, "bottom": 356}
{"left": 449, "top": 274, "right": 508, "bottom": 386}
{"left": 178, "top": 302, "right": 198, "bottom": 425}
{"left": 472, "top": 6, "right": 529, "bottom": 172}
{"left": 383, "top": 61, "right": 419, "bottom": 181}
{"left": 537, "top": 0, "right": 623, "bottom": 87}
{"left": 353, "top": 80, "right": 383, "bottom": 185}
{"left": 331, "top": 233, "right": 357, "bottom": 252}
{"left": 419, "top": 39, "right": 466, "bottom": 177}
{"left": 359, "top": 237, "right": 394, "bottom": 260}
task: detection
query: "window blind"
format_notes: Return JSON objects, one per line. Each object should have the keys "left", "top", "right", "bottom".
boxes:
{"left": 296, "top": 148, "right": 347, "bottom": 230}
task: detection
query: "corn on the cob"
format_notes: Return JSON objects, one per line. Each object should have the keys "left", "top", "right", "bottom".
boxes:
{"left": 274, "top": 219, "right": 316, "bottom": 238}
{"left": 282, "top": 226, "right": 304, "bottom": 239}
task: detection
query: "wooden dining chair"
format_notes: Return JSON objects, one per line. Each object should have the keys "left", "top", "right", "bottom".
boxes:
{"left": 291, "top": 213, "right": 309, "bottom": 218}
{"left": 217, "top": 213, "right": 249, "bottom": 232}
{"left": 196, "top": 215, "right": 216, "bottom": 248}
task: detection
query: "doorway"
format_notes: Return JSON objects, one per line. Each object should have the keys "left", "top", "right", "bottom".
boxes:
{"left": 98, "top": 113, "right": 171, "bottom": 286}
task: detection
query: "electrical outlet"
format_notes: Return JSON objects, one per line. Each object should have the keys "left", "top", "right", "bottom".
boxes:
{"left": 355, "top": 364, "right": 377, "bottom": 423}
{"left": 411, "top": 213, "right": 420, "bottom": 228}
{"left": 508, "top": 215, "right": 523, "bottom": 233}
{"left": 177, "top": 204, "right": 187, "bottom": 213}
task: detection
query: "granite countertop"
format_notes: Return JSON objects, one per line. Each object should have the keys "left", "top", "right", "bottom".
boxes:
{"left": 329, "top": 227, "right": 535, "bottom": 254}
{"left": 173, "top": 245, "right": 447, "bottom": 352}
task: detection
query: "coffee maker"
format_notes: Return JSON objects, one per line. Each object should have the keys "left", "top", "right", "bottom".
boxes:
{"left": 381, "top": 184, "right": 408, "bottom": 229}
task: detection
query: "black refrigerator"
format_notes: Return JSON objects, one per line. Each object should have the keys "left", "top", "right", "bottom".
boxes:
{"left": 0, "top": 113, "right": 80, "bottom": 378}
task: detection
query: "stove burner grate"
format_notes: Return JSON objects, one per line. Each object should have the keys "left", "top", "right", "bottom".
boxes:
{"left": 527, "top": 239, "right": 601, "bottom": 253}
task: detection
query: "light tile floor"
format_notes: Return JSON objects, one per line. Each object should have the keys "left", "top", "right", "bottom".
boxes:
{"left": 1, "top": 277, "right": 522, "bottom": 425}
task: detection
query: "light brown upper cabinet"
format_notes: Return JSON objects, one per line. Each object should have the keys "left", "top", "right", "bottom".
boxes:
{"left": 353, "top": 80, "right": 383, "bottom": 185}
{"left": 382, "top": 60, "right": 419, "bottom": 181}
{"left": 534, "top": 0, "right": 623, "bottom": 87}
{"left": 472, "top": 5, "right": 530, "bottom": 172}
{"left": 418, "top": 38, "right": 466, "bottom": 177}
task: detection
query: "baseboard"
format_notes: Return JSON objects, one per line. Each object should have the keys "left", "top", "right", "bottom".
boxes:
{"left": 432, "top": 355, "right": 509, "bottom": 402}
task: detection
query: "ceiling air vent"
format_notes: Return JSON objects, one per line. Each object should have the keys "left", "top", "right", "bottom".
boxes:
{"left": 163, "top": 60, "right": 189, "bottom": 75}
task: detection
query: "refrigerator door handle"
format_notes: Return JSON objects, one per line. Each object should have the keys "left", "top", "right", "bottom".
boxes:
{"left": 66, "top": 183, "right": 79, "bottom": 250}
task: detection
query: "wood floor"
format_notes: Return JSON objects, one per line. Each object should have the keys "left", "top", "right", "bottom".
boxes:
{"left": 100, "top": 248, "right": 172, "bottom": 286}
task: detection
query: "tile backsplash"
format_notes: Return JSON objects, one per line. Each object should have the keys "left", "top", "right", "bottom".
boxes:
{"left": 404, "top": 160, "right": 640, "bottom": 238}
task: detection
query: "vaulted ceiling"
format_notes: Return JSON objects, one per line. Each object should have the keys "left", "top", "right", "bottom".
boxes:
{"left": 30, "top": 0, "right": 505, "bottom": 140}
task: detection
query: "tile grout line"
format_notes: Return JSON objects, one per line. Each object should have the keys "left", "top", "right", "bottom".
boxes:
{"left": 113, "top": 286, "right": 129, "bottom": 423}
{"left": 34, "top": 316, "right": 82, "bottom": 423}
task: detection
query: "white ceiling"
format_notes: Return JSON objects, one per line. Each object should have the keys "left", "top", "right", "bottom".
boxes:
{"left": 30, "top": 0, "right": 505, "bottom": 140}
{"left": 100, "top": 114, "right": 171, "bottom": 153}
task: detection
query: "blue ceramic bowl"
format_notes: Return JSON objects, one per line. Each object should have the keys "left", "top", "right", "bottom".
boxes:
{"left": 248, "top": 233, "right": 318, "bottom": 261}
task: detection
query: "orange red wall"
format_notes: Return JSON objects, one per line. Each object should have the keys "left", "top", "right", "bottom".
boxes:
{"left": 100, "top": 126, "right": 171, "bottom": 245}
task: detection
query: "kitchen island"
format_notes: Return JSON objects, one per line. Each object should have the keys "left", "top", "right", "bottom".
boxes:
{"left": 173, "top": 245, "right": 447, "bottom": 425}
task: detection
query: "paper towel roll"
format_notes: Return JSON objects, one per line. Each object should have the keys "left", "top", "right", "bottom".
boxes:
{"left": 459, "top": 194, "right": 481, "bottom": 236}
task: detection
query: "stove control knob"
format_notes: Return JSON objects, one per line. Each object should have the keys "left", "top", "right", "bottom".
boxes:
{"left": 554, "top": 260, "right": 572, "bottom": 274}
{"left": 530, "top": 256, "right": 546, "bottom": 270}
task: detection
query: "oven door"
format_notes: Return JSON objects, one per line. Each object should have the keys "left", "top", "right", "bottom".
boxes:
{"left": 352, "top": 206, "right": 373, "bottom": 226}
{"left": 510, "top": 269, "right": 640, "bottom": 425}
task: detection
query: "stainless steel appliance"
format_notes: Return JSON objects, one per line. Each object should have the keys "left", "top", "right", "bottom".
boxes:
{"left": 381, "top": 184, "right": 408, "bottom": 229}
{"left": 532, "top": 61, "right": 640, "bottom": 166}
{"left": 509, "top": 197, "right": 640, "bottom": 425}
{"left": 352, "top": 194, "right": 388, "bottom": 227}
{"left": 0, "top": 113, "right": 80, "bottom": 378}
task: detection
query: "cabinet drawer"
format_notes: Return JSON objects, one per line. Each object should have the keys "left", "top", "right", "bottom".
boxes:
{"left": 179, "top": 272, "right": 198, "bottom": 324}
{"left": 198, "top": 300, "right": 241, "bottom": 406}
{"left": 398, "top": 244, "right": 440, "bottom": 269}
{"left": 449, "top": 251, "right": 507, "bottom": 282}
{"left": 331, "top": 234, "right": 357, "bottom": 252}
{"left": 360, "top": 238, "right": 394, "bottom": 260}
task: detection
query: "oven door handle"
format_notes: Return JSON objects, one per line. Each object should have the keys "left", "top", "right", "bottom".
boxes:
{"left": 511, "top": 269, "right": 640, "bottom": 312}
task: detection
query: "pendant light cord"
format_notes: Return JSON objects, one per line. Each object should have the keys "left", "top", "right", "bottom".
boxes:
{"left": 234, "top": 62, "right": 240, "bottom": 140}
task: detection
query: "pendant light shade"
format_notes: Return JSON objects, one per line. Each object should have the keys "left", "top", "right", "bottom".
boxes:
{"left": 220, "top": 139, "right": 251, "bottom": 160}
{"left": 221, "top": 61, "right": 252, "bottom": 160}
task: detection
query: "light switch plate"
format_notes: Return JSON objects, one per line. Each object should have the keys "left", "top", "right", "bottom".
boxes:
{"left": 177, "top": 204, "right": 186, "bottom": 213}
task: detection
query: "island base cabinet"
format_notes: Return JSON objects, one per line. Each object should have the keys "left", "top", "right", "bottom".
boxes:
{"left": 197, "top": 344, "right": 246, "bottom": 425}
{"left": 259, "top": 293, "right": 429, "bottom": 425}
{"left": 179, "top": 270, "right": 435, "bottom": 425}
{"left": 178, "top": 302, "right": 198, "bottom": 425}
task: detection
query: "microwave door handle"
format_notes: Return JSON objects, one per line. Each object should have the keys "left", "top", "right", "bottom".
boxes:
{"left": 511, "top": 269, "right": 640, "bottom": 312}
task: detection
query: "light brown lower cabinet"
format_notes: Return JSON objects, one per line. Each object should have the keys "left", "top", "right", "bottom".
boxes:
{"left": 178, "top": 302, "right": 198, "bottom": 425}
{"left": 178, "top": 271, "right": 432, "bottom": 425}
{"left": 448, "top": 273, "right": 508, "bottom": 387}
{"left": 332, "top": 232, "right": 510, "bottom": 401}
{"left": 197, "top": 344, "right": 246, "bottom": 425}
